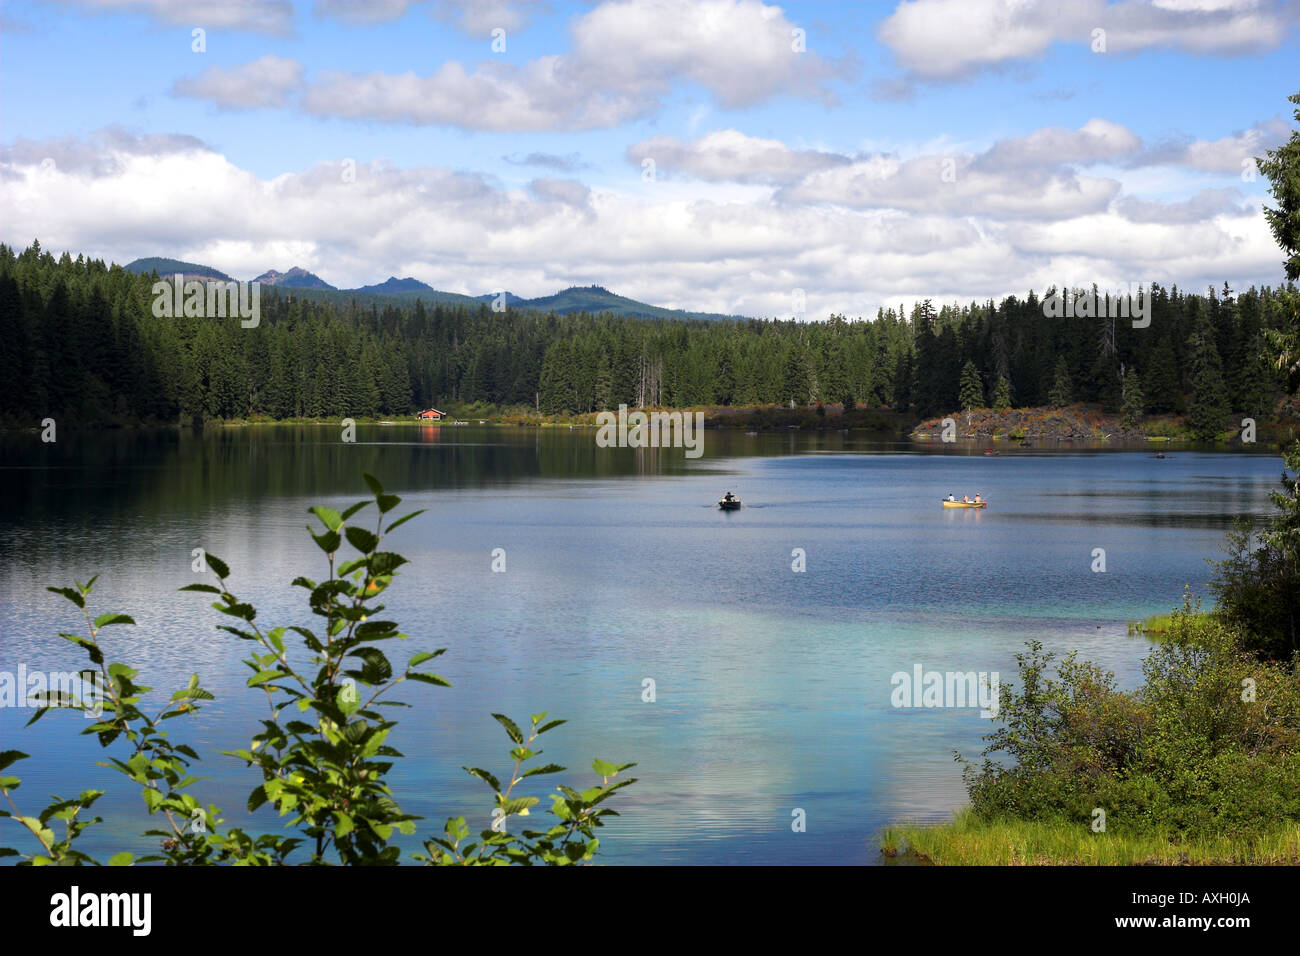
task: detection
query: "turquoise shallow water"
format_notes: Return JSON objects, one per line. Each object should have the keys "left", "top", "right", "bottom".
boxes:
{"left": 0, "top": 427, "right": 1283, "bottom": 863}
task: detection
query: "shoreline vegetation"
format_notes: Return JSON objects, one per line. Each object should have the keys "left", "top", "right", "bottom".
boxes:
{"left": 3, "top": 399, "right": 1296, "bottom": 448}
{"left": 880, "top": 810, "right": 1300, "bottom": 865}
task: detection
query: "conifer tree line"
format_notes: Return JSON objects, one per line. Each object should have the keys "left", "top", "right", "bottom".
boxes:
{"left": 0, "top": 240, "right": 1292, "bottom": 432}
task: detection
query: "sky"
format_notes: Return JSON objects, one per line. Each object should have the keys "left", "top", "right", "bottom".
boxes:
{"left": 0, "top": 0, "right": 1296, "bottom": 319}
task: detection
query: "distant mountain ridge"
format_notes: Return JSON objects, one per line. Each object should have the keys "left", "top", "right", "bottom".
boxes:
{"left": 124, "top": 259, "right": 743, "bottom": 320}
{"left": 505, "top": 285, "right": 741, "bottom": 321}
{"left": 254, "top": 267, "right": 335, "bottom": 290}
{"left": 355, "top": 276, "right": 434, "bottom": 295}
{"left": 124, "top": 257, "right": 232, "bottom": 281}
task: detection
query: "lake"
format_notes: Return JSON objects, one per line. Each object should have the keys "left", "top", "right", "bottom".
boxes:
{"left": 0, "top": 425, "right": 1284, "bottom": 864}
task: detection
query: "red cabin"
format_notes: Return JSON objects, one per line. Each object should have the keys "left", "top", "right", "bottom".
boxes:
{"left": 418, "top": 408, "right": 445, "bottom": 421}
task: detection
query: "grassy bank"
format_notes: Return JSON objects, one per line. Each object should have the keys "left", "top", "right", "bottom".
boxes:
{"left": 158, "top": 401, "right": 913, "bottom": 432}
{"left": 880, "top": 810, "right": 1300, "bottom": 865}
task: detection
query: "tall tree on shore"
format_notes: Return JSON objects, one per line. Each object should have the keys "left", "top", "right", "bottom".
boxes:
{"left": 1047, "top": 355, "right": 1072, "bottom": 408}
{"left": 1258, "top": 90, "right": 1300, "bottom": 390}
{"left": 1120, "top": 368, "right": 1145, "bottom": 431}
{"left": 991, "top": 376, "right": 1012, "bottom": 412}
{"left": 1187, "top": 320, "right": 1229, "bottom": 440}
{"left": 958, "top": 359, "right": 984, "bottom": 411}
{"left": 1144, "top": 335, "right": 1184, "bottom": 414}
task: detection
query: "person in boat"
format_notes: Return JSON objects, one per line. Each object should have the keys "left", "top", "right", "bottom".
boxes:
{"left": 962, "top": 494, "right": 971, "bottom": 503}
{"left": 946, "top": 493, "right": 956, "bottom": 502}
{"left": 722, "top": 491, "right": 736, "bottom": 502}
{"left": 974, "top": 493, "right": 983, "bottom": 504}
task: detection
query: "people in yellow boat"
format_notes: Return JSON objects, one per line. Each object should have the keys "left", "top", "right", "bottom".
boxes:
{"left": 946, "top": 493, "right": 956, "bottom": 502}
{"left": 962, "top": 494, "right": 971, "bottom": 503}
{"left": 974, "top": 493, "right": 983, "bottom": 504}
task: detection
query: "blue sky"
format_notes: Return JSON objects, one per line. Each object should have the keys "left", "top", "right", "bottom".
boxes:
{"left": 1, "top": 0, "right": 1296, "bottom": 317}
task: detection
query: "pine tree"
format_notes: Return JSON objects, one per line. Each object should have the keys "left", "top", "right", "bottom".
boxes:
{"left": 1258, "top": 91, "right": 1300, "bottom": 390}
{"left": 1238, "top": 333, "right": 1278, "bottom": 419}
{"left": 958, "top": 359, "right": 984, "bottom": 410}
{"left": 991, "top": 376, "right": 1012, "bottom": 411}
{"left": 1120, "top": 368, "right": 1144, "bottom": 431}
{"left": 1145, "top": 335, "right": 1184, "bottom": 413}
{"left": 1047, "top": 355, "right": 1071, "bottom": 407}
{"left": 1187, "top": 325, "right": 1228, "bottom": 440}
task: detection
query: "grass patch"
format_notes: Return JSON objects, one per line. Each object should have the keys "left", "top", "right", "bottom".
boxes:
{"left": 880, "top": 809, "right": 1300, "bottom": 865}
{"left": 1127, "top": 612, "right": 1175, "bottom": 637}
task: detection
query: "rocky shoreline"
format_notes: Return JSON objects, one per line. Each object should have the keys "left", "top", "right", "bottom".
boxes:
{"left": 911, "top": 405, "right": 1179, "bottom": 442}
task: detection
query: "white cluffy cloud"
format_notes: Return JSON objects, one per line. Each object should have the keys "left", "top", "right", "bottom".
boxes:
{"left": 0, "top": 125, "right": 1281, "bottom": 321}
{"left": 172, "top": 55, "right": 304, "bottom": 110}
{"left": 174, "top": 0, "right": 845, "bottom": 130}
{"left": 627, "top": 130, "right": 852, "bottom": 185}
{"left": 60, "top": 0, "right": 295, "bottom": 34}
{"left": 631, "top": 119, "right": 1283, "bottom": 223}
{"left": 878, "top": 0, "right": 1287, "bottom": 80}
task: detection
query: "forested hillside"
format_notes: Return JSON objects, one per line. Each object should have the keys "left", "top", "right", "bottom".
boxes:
{"left": 0, "top": 240, "right": 1292, "bottom": 429}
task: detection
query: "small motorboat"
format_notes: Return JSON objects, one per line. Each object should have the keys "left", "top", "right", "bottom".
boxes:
{"left": 942, "top": 499, "right": 987, "bottom": 509}
{"left": 718, "top": 492, "right": 742, "bottom": 510}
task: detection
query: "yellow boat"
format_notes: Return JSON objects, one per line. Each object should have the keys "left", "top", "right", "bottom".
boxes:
{"left": 942, "top": 499, "right": 987, "bottom": 508}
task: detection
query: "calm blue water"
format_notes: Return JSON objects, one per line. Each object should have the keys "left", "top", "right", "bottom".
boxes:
{"left": 0, "top": 428, "right": 1283, "bottom": 863}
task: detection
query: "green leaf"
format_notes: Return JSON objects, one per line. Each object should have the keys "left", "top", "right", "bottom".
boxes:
{"left": 464, "top": 767, "right": 501, "bottom": 792}
{"left": 376, "top": 493, "right": 401, "bottom": 514}
{"left": 0, "top": 751, "right": 28, "bottom": 772}
{"left": 214, "top": 602, "right": 256, "bottom": 622}
{"left": 310, "top": 506, "right": 344, "bottom": 531}
{"left": 206, "top": 554, "right": 230, "bottom": 578}
{"left": 592, "top": 759, "right": 620, "bottom": 777}
{"left": 407, "top": 650, "right": 445, "bottom": 668}
{"left": 309, "top": 529, "right": 342, "bottom": 554}
{"left": 93, "top": 612, "right": 135, "bottom": 628}
{"left": 344, "top": 526, "right": 378, "bottom": 554}
{"left": 520, "top": 763, "right": 566, "bottom": 778}
{"left": 337, "top": 682, "right": 362, "bottom": 716}
{"left": 17, "top": 816, "right": 54, "bottom": 846}
{"left": 179, "top": 584, "right": 222, "bottom": 593}
{"left": 107, "top": 852, "right": 134, "bottom": 867}
{"left": 341, "top": 500, "right": 370, "bottom": 521}
{"left": 492, "top": 713, "right": 524, "bottom": 744}
{"left": 537, "top": 719, "right": 567, "bottom": 735}
{"left": 499, "top": 796, "right": 539, "bottom": 816}
{"left": 406, "top": 672, "right": 451, "bottom": 687}
{"left": 368, "top": 552, "right": 408, "bottom": 575}
{"left": 46, "top": 586, "right": 85, "bottom": 609}
{"left": 58, "top": 633, "right": 104, "bottom": 665}
{"left": 247, "top": 670, "right": 287, "bottom": 687}
{"left": 384, "top": 510, "right": 425, "bottom": 533}
{"left": 362, "top": 473, "right": 384, "bottom": 496}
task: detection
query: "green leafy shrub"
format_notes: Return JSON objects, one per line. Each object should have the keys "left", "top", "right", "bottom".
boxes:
{"left": 959, "top": 605, "right": 1300, "bottom": 840}
{"left": 1211, "top": 440, "right": 1300, "bottom": 662}
{"left": 0, "top": 474, "right": 633, "bottom": 865}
